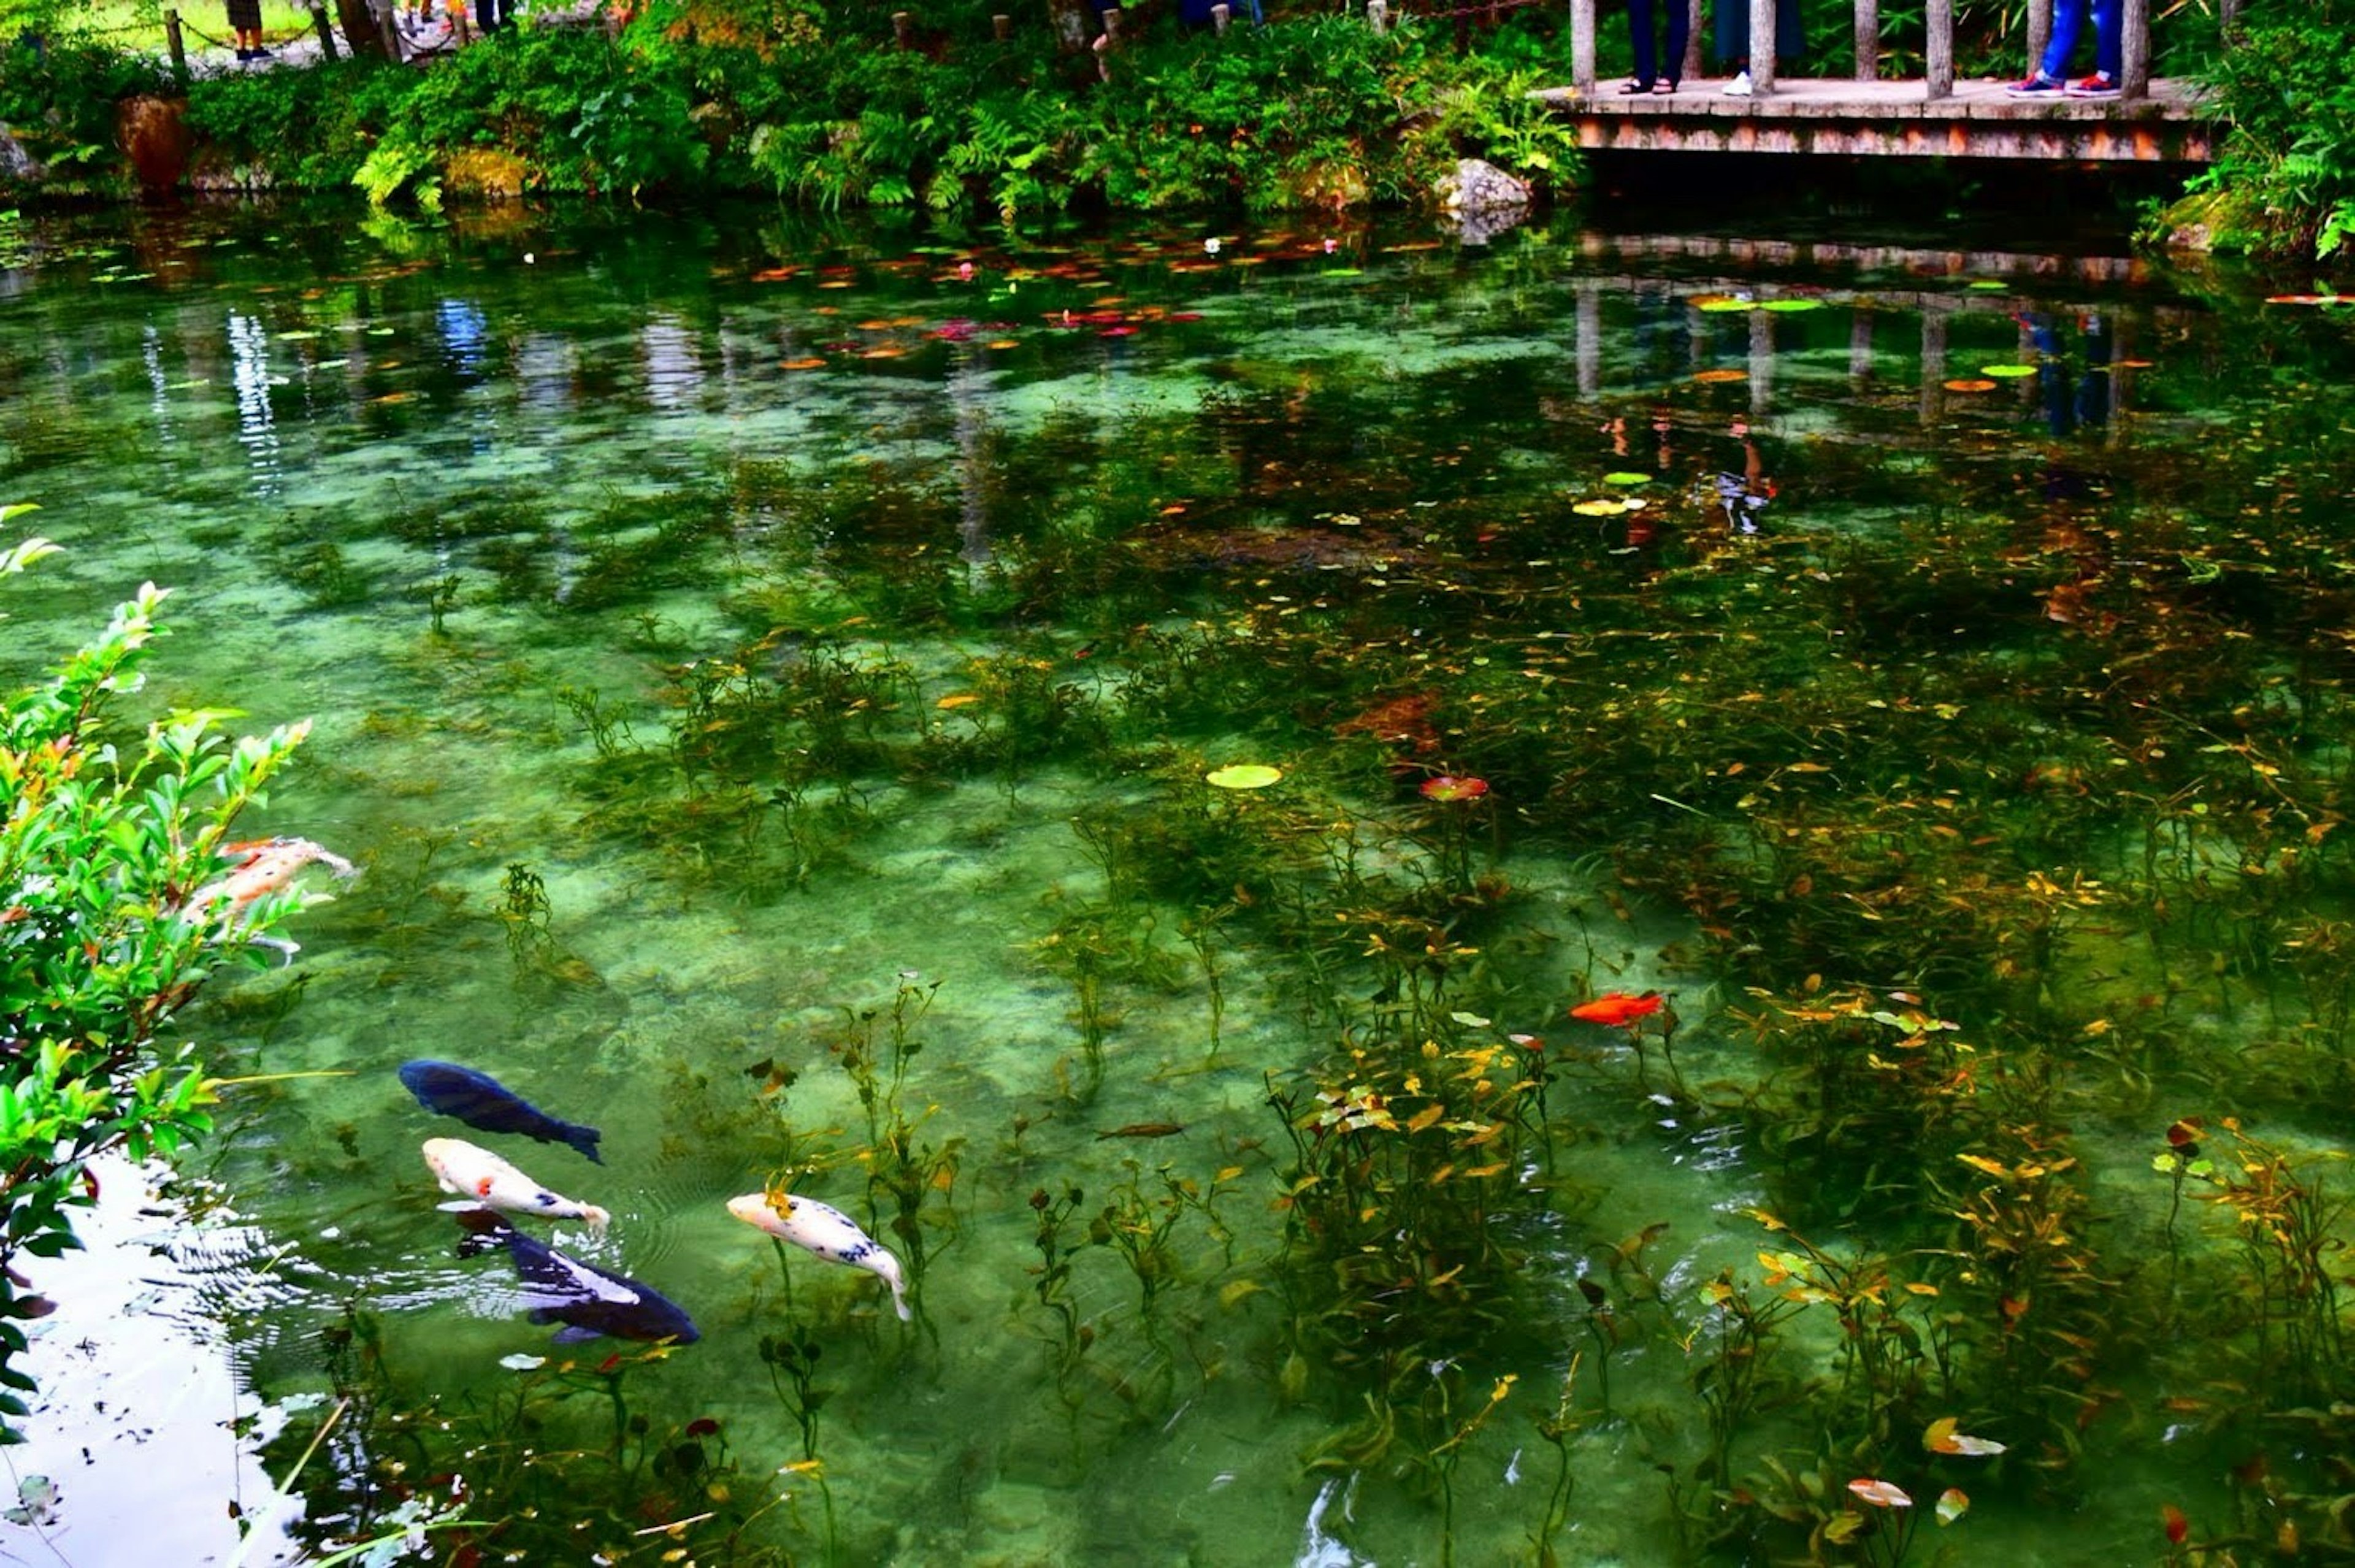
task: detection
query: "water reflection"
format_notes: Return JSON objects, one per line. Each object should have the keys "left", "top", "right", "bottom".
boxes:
{"left": 1, "top": 203, "right": 2346, "bottom": 1567}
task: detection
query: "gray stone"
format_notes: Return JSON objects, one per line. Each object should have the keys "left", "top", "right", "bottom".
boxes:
{"left": 1436, "top": 157, "right": 1530, "bottom": 215}
{"left": 0, "top": 124, "right": 41, "bottom": 183}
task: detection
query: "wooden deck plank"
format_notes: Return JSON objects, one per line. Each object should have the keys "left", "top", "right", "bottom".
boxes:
{"left": 1534, "top": 76, "right": 2216, "bottom": 159}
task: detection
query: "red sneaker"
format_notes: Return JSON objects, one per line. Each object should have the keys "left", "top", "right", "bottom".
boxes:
{"left": 2064, "top": 71, "right": 2120, "bottom": 97}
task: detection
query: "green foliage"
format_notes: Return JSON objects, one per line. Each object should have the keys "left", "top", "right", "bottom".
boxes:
{"left": 2185, "top": 0, "right": 2355, "bottom": 258}
{"left": 0, "top": 35, "right": 170, "bottom": 189}
{"left": 0, "top": 514, "right": 316, "bottom": 1438}
{"left": 354, "top": 24, "right": 708, "bottom": 201}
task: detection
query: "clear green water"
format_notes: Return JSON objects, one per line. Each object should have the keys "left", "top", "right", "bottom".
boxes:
{"left": 6, "top": 200, "right": 2355, "bottom": 1566}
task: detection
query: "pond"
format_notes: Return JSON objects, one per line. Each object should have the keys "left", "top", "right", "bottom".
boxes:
{"left": 4, "top": 196, "right": 2353, "bottom": 1566}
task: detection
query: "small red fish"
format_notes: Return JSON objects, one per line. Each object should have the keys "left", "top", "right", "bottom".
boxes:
{"left": 1569, "top": 992, "right": 1663, "bottom": 1027}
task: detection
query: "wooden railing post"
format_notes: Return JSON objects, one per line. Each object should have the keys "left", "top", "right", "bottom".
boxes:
{"left": 891, "top": 9, "right": 911, "bottom": 45}
{"left": 1366, "top": 0, "right": 1388, "bottom": 32}
{"left": 1853, "top": 0, "right": 1878, "bottom": 79}
{"left": 2120, "top": 0, "right": 2150, "bottom": 98}
{"left": 1925, "top": 0, "right": 1954, "bottom": 99}
{"left": 1748, "top": 0, "right": 1776, "bottom": 92}
{"left": 163, "top": 8, "right": 188, "bottom": 80}
{"left": 1571, "top": 0, "right": 1596, "bottom": 95}
{"left": 309, "top": 0, "right": 339, "bottom": 57}
{"left": 2219, "top": 0, "right": 2241, "bottom": 37}
{"left": 1683, "top": 0, "right": 1704, "bottom": 81}
{"left": 992, "top": 10, "right": 1010, "bottom": 33}
{"left": 2026, "top": 0, "right": 2051, "bottom": 78}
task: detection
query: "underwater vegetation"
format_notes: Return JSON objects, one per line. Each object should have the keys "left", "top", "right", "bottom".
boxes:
{"left": 9, "top": 205, "right": 2355, "bottom": 1564}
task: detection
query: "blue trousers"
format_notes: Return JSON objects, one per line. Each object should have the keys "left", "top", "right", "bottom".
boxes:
{"left": 1628, "top": 0, "right": 1690, "bottom": 85}
{"left": 2039, "top": 0, "right": 2120, "bottom": 80}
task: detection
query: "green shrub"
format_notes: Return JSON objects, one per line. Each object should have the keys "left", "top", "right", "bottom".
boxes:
{"left": 0, "top": 510, "right": 319, "bottom": 1437}
{"left": 2184, "top": 1, "right": 2355, "bottom": 258}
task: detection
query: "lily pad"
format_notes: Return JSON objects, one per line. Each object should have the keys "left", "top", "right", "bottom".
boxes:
{"left": 1573, "top": 499, "right": 1623, "bottom": 516}
{"left": 1693, "top": 368, "right": 1748, "bottom": 384}
{"left": 1763, "top": 299, "right": 1824, "bottom": 313}
{"left": 1698, "top": 298, "right": 1756, "bottom": 313}
{"left": 1942, "top": 378, "right": 1998, "bottom": 393}
{"left": 1206, "top": 763, "right": 1282, "bottom": 790}
{"left": 1967, "top": 279, "right": 2009, "bottom": 291}
{"left": 1980, "top": 364, "right": 2040, "bottom": 378}
{"left": 1603, "top": 471, "right": 1652, "bottom": 485}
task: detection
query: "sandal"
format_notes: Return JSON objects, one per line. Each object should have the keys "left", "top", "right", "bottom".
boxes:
{"left": 1618, "top": 78, "right": 1655, "bottom": 94}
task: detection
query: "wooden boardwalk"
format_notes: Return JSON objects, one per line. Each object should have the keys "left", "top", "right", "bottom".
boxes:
{"left": 1534, "top": 77, "right": 2215, "bottom": 161}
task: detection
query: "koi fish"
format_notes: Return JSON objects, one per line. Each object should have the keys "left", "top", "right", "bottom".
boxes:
{"left": 186, "top": 836, "right": 358, "bottom": 920}
{"left": 399, "top": 1060, "right": 603, "bottom": 1164}
{"left": 421, "top": 1138, "right": 609, "bottom": 1230}
{"left": 726, "top": 1191, "right": 911, "bottom": 1321}
{"left": 455, "top": 1210, "right": 697, "bottom": 1345}
{"left": 1569, "top": 991, "right": 1664, "bottom": 1027}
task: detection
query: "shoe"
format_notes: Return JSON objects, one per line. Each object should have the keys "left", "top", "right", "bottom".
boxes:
{"left": 1723, "top": 70, "right": 1752, "bottom": 96}
{"left": 2064, "top": 71, "right": 2120, "bottom": 97}
{"left": 2005, "top": 72, "right": 2063, "bottom": 96}
{"left": 1619, "top": 78, "right": 1655, "bottom": 94}
{"left": 1657, "top": 78, "right": 1680, "bottom": 93}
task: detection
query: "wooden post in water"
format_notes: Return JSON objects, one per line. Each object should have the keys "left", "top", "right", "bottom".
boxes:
{"left": 310, "top": 1, "right": 339, "bottom": 58}
{"left": 1919, "top": 310, "right": 1947, "bottom": 426}
{"left": 891, "top": 10, "right": 912, "bottom": 45}
{"left": 1852, "top": 0, "right": 1878, "bottom": 79}
{"left": 1925, "top": 0, "right": 1954, "bottom": 99}
{"left": 1366, "top": 0, "right": 1387, "bottom": 31}
{"left": 163, "top": 9, "right": 188, "bottom": 81}
{"left": 2120, "top": 0, "right": 2150, "bottom": 98}
{"left": 1576, "top": 285, "right": 1601, "bottom": 400}
{"left": 2026, "top": 0, "right": 2051, "bottom": 79}
{"left": 992, "top": 10, "right": 1010, "bottom": 34}
{"left": 1211, "top": 2, "right": 1228, "bottom": 29}
{"left": 1748, "top": 308, "right": 1774, "bottom": 415}
{"left": 1848, "top": 308, "right": 1874, "bottom": 383}
{"left": 1570, "top": 0, "right": 1595, "bottom": 93}
{"left": 1747, "top": 0, "right": 1775, "bottom": 93}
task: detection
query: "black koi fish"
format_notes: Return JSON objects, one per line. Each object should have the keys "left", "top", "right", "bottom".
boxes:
{"left": 456, "top": 1210, "right": 698, "bottom": 1346}
{"left": 398, "top": 1059, "right": 603, "bottom": 1164}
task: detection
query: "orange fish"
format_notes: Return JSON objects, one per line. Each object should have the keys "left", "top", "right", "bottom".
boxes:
{"left": 187, "top": 836, "right": 358, "bottom": 920}
{"left": 1569, "top": 991, "right": 1663, "bottom": 1027}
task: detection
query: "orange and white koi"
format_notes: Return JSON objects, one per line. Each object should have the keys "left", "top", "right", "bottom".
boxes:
{"left": 727, "top": 1191, "right": 911, "bottom": 1320}
{"left": 423, "top": 1138, "right": 610, "bottom": 1230}
{"left": 186, "top": 836, "right": 358, "bottom": 920}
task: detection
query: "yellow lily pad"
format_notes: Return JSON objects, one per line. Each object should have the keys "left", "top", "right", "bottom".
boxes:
{"left": 1980, "top": 364, "right": 2040, "bottom": 378}
{"left": 1206, "top": 764, "right": 1282, "bottom": 790}
{"left": 1603, "top": 471, "right": 1652, "bottom": 485}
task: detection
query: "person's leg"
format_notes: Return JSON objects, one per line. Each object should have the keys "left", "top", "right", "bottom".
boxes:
{"left": 2093, "top": 0, "right": 2121, "bottom": 79}
{"left": 2038, "top": 0, "right": 2085, "bottom": 80}
{"left": 1628, "top": 0, "right": 1660, "bottom": 88}
{"left": 1664, "top": 0, "right": 1689, "bottom": 85}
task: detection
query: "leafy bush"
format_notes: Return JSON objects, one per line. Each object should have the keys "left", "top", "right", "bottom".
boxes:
{"left": 0, "top": 510, "right": 318, "bottom": 1436}
{"left": 0, "top": 34, "right": 170, "bottom": 189}
{"left": 2181, "top": 1, "right": 2355, "bottom": 258}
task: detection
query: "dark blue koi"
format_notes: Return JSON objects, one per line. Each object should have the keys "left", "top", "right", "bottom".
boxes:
{"left": 397, "top": 1059, "right": 602, "bottom": 1164}
{"left": 456, "top": 1210, "right": 698, "bottom": 1346}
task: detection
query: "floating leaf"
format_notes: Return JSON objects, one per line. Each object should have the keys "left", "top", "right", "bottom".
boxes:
{"left": 1763, "top": 299, "right": 1823, "bottom": 313}
{"left": 2162, "top": 1504, "right": 2190, "bottom": 1545}
{"left": 1421, "top": 775, "right": 1489, "bottom": 801}
{"left": 935, "top": 692, "right": 982, "bottom": 709}
{"left": 1693, "top": 368, "right": 1748, "bottom": 383}
{"left": 1573, "top": 499, "right": 1623, "bottom": 516}
{"left": 1943, "top": 378, "right": 1999, "bottom": 393}
{"left": 1848, "top": 1478, "right": 1913, "bottom": 1509}
{"left": 1206, "top": 764, "right": 1282, "bottom": 790}
{"left": 1967, "top": 279, "right": 2008, "bottom": 289}
{"left": 1698, "top": 298, "right": 1756, "bottom": 313}
{"left": 1924, "top": 1417, "right": 2006, "bottom": 1456}
{"left": 780, "top": 358, "right": 827, "bottom": 370}
{"left": 1603, "top": 471, "right": 1652, "bottom": 485}
{"left": 1936, "top": 1488, "right": 1970, "bottom": 1525}
{"left": 499, "top": 1353, "right": 546, "bottom": 1372}
{"left": 1979, "top": 364, "right": 2039, "bottom": 378}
